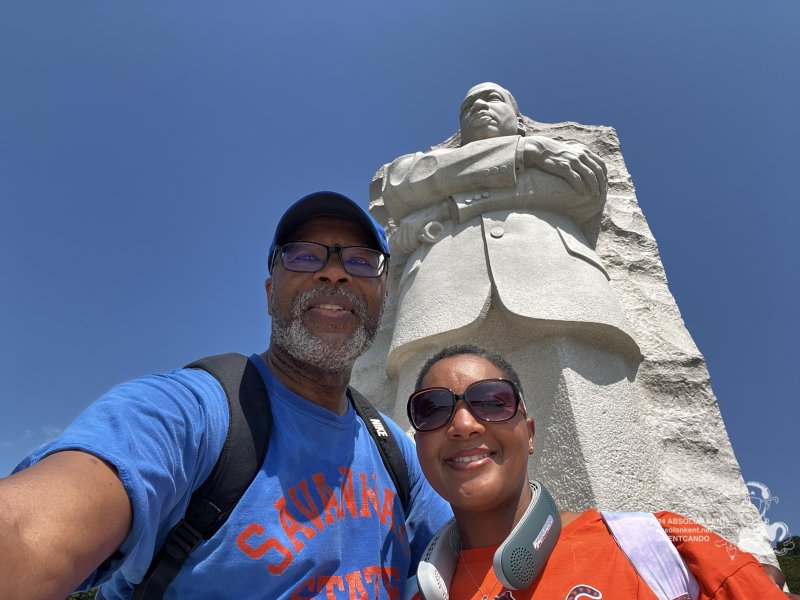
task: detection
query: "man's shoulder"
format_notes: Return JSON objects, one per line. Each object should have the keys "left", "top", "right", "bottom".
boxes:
{"left": 100, "top": 366, "right": 229, "bottom": 420}
{"left": 15, "top": 365, "right": 230, "bottom": 473}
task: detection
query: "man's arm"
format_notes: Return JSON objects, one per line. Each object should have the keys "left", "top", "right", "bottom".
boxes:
{"left": 0, "top": 450, "right": 132, "bottom": 600}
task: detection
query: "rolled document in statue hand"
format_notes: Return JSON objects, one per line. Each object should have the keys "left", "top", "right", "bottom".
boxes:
{"left": 418, "top": 221, "right": 443, "bottom": 243}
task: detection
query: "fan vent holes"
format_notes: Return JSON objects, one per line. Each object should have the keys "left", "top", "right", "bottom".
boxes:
{"left": 509, "top": 547, "right": 535, "bottom": 580}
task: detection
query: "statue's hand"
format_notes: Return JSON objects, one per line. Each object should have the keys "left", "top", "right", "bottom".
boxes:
{"left": 523, "top": 136, "right": 608, "bottom": 198}
{"left": 389, "top": 202, "right": 450, "bottom": 255}
{"left": 390, "top": 218, "right": 424, "bottom": 255}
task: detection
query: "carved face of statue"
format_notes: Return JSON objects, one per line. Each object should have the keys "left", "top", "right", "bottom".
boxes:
{"left": 459, "top": 82, "right": 520, "bottom": 145}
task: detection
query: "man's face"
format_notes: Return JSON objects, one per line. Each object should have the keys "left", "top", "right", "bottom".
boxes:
{"left": 459, "top": 83, "right": 519, "bottom": 146}
{"left": 266, "top": 216, "right": 386, "bottom": 372}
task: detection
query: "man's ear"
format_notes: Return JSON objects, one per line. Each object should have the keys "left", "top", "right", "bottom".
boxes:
{"left": 265, "top": 278, "right": 273, "bottom": 316}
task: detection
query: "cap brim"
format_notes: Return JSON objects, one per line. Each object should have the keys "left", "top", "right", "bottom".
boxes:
{"left": 268, "top": 191, "right": 389, "bottom": 272}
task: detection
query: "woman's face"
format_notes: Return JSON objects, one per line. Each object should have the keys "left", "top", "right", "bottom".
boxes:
{"left": 414, "top": 354, "right": 534, "bottom": 514}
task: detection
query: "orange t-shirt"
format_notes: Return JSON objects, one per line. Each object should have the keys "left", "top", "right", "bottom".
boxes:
{"left": 413, "top": 509, "right": 784, "bottom": 599}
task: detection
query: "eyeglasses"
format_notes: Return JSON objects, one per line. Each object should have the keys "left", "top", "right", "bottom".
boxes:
{"left": 407, "top": 378, "right": 522, "bottom": 432}
{"left": 273, "top": 241, "right": 388, "bottom": 278}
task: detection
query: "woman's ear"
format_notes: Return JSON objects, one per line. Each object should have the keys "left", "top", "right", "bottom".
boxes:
{"left": 527, "top": 417, "right": 535, "bottom": 455}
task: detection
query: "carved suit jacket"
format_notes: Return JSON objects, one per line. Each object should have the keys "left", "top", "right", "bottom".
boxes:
{"left": 377, "top": 135, "right": 639, "bottom": 373}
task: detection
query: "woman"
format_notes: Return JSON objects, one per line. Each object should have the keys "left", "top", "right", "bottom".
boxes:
{"left": 406, "top": 344, "right": 789, "bottom": 600}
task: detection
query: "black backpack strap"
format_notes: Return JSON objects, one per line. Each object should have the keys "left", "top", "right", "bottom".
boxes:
{"left": 348, "top": 387, "right": 411, "bottom": 514}
{"left": 132, "top": 353, "right": 271, "bottom": 600}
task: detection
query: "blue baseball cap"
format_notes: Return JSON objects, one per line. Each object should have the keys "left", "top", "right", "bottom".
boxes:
{"left": 268, "top": 191, "right": 389, "bottom": 273}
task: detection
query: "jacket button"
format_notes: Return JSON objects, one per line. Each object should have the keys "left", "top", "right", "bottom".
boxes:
{"left": 490, "top": 226, "right": 504, "bottom": 238}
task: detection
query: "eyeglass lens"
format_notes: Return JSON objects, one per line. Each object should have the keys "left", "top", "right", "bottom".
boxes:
{"left": 408, "top": 379, "right": 519, "bottom": 432}
{"left": 280, "top": 242, "right": 385, "bottom": 277}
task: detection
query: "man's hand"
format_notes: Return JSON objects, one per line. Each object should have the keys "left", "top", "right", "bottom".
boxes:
{"left": 522, "top": 136, "right": 607, "bottom": 198}
{"left": 0, "top": 451, "right": 132, "bottom": 600}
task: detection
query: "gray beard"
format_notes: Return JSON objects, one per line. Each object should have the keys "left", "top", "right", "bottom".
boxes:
{"left": 270, "top": 286, "right": 381, "bottom": 373}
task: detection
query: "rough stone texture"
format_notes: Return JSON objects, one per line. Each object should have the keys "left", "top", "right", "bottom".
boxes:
{"left": 353, "top": 116, "right": 774, "bottom": 564}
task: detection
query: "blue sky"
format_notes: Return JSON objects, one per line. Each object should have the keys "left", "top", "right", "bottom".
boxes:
{"left": 2, "top": 2, "right": 798, "bottom": 540}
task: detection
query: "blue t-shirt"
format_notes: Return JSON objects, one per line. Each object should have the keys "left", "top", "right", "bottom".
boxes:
{"left": 16, "top": 355, "right": 452, "bottom": 599}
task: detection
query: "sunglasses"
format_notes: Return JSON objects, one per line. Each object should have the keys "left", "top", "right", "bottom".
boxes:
{"left": 407, "top": 378, "right": 523, "bottom": 432}
{"left": 273, "top": 241, "right": 388, "bottom": 278}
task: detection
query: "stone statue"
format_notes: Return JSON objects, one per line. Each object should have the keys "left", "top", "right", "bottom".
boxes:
{"left": 363, "top": 81, "right": 655, "bottom": 512}
{"left": 377, "top": 82, "right": 639, "bottom": 371}
{"left": 352, "top": 82, "right": 775, "bottom": 564}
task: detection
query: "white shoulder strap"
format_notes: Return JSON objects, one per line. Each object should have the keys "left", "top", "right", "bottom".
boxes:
{"left": 601, "top": 512, "right": 700, "bottom": 600}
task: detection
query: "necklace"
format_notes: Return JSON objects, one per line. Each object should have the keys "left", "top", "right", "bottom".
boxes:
{"left": 459, "top": 544, "right": 503, "bottom": 600}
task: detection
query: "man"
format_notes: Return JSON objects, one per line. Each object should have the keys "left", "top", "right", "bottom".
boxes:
{"left": 0, "top": 191, "right": 451, "bottom": 599}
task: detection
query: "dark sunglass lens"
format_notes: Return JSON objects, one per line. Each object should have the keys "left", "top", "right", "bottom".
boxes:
{"left": 341, "top": 247, "right": 385, "bottom": 277}
{"left": 282, "top": 242, "right": 326, "bottom": 272}
{"left": 411, "top": 389, "right": 454, "bottom": 431}
{"left": 467, "top": 381, "right": 517, "bottom": 421}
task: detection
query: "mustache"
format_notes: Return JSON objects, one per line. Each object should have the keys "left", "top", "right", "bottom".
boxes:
{"left": 292, "top": 286, "right": 366, "bottom": 318}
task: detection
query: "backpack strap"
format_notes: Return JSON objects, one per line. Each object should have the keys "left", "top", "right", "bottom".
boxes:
{"left": 601, "top": 511, "right": 700, "bottom": 600}
{"left": 132, "top": 353, "right": 271, "bottom": 600}
{"left": 348, "top": 387, "right": 411, "bottom": 514}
